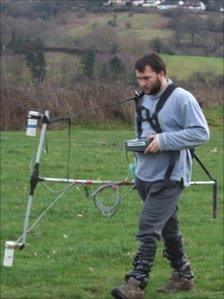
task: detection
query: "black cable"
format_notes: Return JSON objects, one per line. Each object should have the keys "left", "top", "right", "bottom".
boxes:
{"left": 193, "top": 153, "right": 216, "bottom": 181}
{"left": 48, "top": 96, "right": 216, "bottom": 186}
{"left": 69, "top": 95, "right": 138, "bottom": 124}
{"left": 48, "top": 95, "right": 139, "bottom": 181}
{"left": 49, "top": 117, "right": 72, "bottom": 181}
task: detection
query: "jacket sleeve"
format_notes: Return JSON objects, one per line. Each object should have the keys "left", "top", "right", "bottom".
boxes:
{"left": 158, "top": 94, "right": 210, "bottom": 151}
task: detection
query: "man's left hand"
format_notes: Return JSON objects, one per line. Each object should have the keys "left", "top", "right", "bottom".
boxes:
{"left": 144, "top": 134, "right": 160, "bottom": 154}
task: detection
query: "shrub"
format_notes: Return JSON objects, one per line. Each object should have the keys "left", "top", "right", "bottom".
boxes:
{"left": 107, "top": 19, "right": 117, "bottom": 27}
{"left": 149, "top": 37, "right": 177, "bottom": 55}
{"left": 77, "top": 8, "right": 86, "bottom": 18}
{"left": 1, "top": 77, "right": 222, "bottom": 130}
{"left": 109, "top": 56, "right": 125, "bottom": 77}
{"left": 0, "top": 80, "right": 135, "bottom": 129}
{"left": 92, "top": 21, "right": 98, "bottom": 29}
{"left": 160, "top": 8, "right": 184, "bottom": 18}
{"left": 78, "top": 50, "right": 95, "bottom": 78}
{"left": 189, "top": 72, "right": 223, "bottom": 89}
{"left": 207, "top": 17, "right": 223, "bottom": 33}
{"left": 125, "top": 21, "right": 132, "bottom": 29}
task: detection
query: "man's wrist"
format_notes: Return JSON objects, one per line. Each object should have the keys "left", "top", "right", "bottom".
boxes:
{"left": 157, "top": 133, "right": 167, "bottom": 151}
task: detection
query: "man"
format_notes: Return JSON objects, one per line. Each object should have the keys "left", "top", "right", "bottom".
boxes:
{"left": 111, "top": 53, "right": 210, "bottom": 299}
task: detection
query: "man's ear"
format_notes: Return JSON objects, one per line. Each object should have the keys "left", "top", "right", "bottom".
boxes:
{"left": 158, "top": 71, "right": 165, "bottom": 79}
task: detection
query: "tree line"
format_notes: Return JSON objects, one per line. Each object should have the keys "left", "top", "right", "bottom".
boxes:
{"left": 149, "top": 9, "right": 223, "bottom": 57}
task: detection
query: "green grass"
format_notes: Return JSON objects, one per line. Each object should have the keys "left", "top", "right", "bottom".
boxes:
{"left": 163, "top": 54, "right": 223, "bottom": 80}
{"left": 1, "top": 110, "right": 223, "bottom": 299}
{"left": 204, "top": 108, "right": 224, "bottom": 127}
{"left": 63, "top": 12, "right": 172, "bottom": 42}
{"left": 2, "top": 52, "right": 222, "bottom": 84}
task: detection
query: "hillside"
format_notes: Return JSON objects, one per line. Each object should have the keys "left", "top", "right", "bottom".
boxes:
{"left": 1, "top": 6, "right": 223, "bottom": 130}
{"left": 2, "top": 10, "right": 223, "bottom": 84}
{"left": 48, "top": 11, "right": 172, "bottom": 47}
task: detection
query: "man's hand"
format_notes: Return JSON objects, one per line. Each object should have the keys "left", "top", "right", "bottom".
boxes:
{"left": 144, "top": 134, "right": 160, "bottom": 154}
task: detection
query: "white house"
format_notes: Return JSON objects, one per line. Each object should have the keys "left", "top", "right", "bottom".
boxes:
{"left": 132, "top": 0, "right": 145, "bottom": 6}
{"left": 114, "top": 0, "right": 127, "bottom": 4}
{"left": 104, "top": 0, "right": 207, "bottom": 10}
{"left": 142, "top": 0, "right": 162, "bottom": 7}
{"left": 104, "top": 0, "right": 127, "bottom": 6}
{"left": 179, "top": 0, "right": 206, "bottom": 11}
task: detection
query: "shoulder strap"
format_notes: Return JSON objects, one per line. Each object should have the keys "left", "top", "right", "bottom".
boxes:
{"left": 155, "top": 84, "right": 176, "bottom": 113}
{"left": 148, "top": 83, "right": 176, "bottom": 134}
{"left": 135, "top": 84, "right": 177, "bottom": 135}
{"left": 134, "top": 90, "right": 145, "bottom": 110}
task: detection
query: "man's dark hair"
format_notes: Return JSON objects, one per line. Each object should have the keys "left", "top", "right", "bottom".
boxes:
{"left": 134, "top": 52, "right": 166, "bottom": 75}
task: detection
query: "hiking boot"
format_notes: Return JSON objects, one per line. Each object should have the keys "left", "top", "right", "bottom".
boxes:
{"left": 157, "top": 271, "right": 194, "bottom": 293}
{"left": 111, "top": 277, "right": 144, "bottom": 299}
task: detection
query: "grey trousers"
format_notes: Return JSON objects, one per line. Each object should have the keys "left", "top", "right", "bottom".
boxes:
{"left": 135, "top": 177, "right": 184, "bottom": 245}
{"left": 125, "top": 177, "right": 193, "bottom": 286}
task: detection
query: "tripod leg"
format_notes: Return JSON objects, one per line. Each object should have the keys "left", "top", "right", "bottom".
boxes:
{"left": 21, "top": 195, "right": 34, "bottom": 246}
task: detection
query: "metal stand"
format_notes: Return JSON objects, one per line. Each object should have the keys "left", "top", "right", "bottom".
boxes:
{"left": 189, "top": 180, "right": 218, "bottom": 218}
{"left": 212, "top": 179, "right": 218, "bottom": 218}
{"left": 17, "top": 109, "right": 218, "bottom": 250}
{"left": 20, "top": 110, "right": 50, "bottom": 248}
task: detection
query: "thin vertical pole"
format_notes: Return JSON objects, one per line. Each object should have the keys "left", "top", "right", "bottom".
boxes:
{"left": 21, "top": 111, "right": 50, "bottom": 247}
{"left": 212, "top": 179, "right": 218, "bottom": 219}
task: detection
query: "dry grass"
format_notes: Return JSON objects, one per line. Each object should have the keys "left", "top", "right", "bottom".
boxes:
{"left": 0, "top": 80, "right": 136, "bottom": 130}
{"left": 1, "top": 79, "right": 223, "bottom": 130}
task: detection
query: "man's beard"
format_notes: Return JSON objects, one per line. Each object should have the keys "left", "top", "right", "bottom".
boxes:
{"left": 143, "top": 78, "right": 162, "bottom": 95}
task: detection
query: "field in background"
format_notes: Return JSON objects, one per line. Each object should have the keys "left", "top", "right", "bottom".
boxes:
{"left": 2, "top": 9, "right": 223, "bottom": 84}
{"left": 2, "top": 52, "right": 222, "bottom": 85}
{"left": 1, "top": 111, "right": 223, "bottom": 299}
{"left": 49, "top": 12, "right": 172, "bottom": 47}
{"left": 162, "top": 54, "right": 223, "bottom": 80}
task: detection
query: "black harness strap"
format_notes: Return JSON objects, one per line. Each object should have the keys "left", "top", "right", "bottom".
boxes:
{"left": 155, "top": 84, "right": 177, "bottom": 114}
{"left": 164, "top": 151, "right": 178, "bottom": 185}
{"left": 135, "top": 84, "right": 178, "bottom": 185}
{"left": 156, "top": 84, "right": 178, "bottom": 185}
{"left": 153, "top": 83, "right": 177, "bottom": 133}
{"left": 136, "top": 84, "right": 177, "bottom": 135}
{"left": 136, "top": 106, "right": 150, "bottom": 138}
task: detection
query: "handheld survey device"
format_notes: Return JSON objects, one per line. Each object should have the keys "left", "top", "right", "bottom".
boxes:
{"left": 125, "top": 138, "right": 150, "bottom": 152}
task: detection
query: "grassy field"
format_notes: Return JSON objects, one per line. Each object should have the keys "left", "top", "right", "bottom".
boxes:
{"left": 1, "top": 108, "right": 223, "bottom": 299}
{"left": 44, "top": 52, "right": 223, "bottom": 81}
{"left": 2, "top": 51, "right": 222, "bottom": 84}
{"left": 52, "top": 11, "right": 172, "bottom": 44}
{"left": 162, "top": 54, "right": 223, "bottom": 80}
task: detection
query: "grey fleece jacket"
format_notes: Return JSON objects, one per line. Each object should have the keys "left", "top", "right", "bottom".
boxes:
{"left": 135, "top": 81, "right": 210, "bottom": 186}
